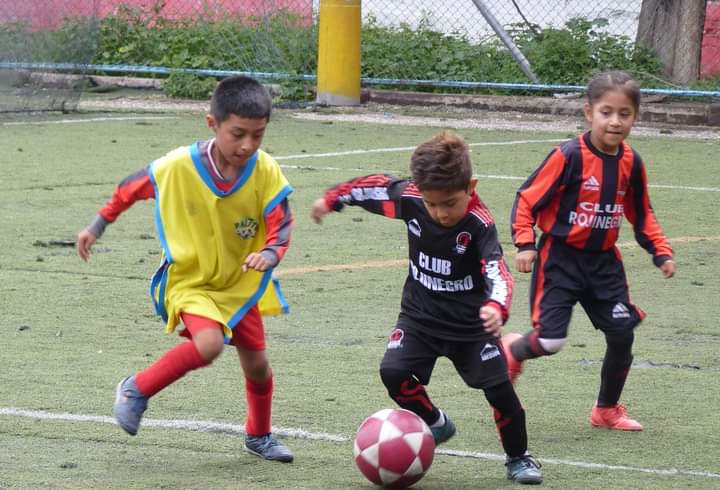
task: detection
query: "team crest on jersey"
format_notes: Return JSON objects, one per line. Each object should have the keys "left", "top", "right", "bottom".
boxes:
{"left": 387, "top": 328, "right": 405, "bottom": 349}
{"left": 454, "top": 231, "right": 471, "bottom": 254}
{"left": 235, "top": 217, "right": 258, "bottom": 239}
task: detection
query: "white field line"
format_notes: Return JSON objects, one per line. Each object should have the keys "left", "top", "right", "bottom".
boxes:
{"left": 275, "top": 138, "right": 563, "bottom": 161}
{"left": 2, "top": 116, "right": 179, "bottom": 126}
{"left": 276, "top": 148, "right": 720, "bottom": 193}
{"left": 1, "top": 407, "right": 718, "bottom": 479}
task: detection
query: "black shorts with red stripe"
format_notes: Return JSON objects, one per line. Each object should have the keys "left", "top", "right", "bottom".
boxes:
{"left": 530, "top": 234, "right": 645, "bottom": 339}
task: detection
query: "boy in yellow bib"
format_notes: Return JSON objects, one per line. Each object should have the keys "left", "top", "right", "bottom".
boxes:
{"left": 76, "top": 76, "right": 295, "bottom": 462}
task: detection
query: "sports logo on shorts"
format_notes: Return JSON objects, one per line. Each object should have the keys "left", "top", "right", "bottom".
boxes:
{"left": 480, "top": 343, "right": 501, "bottom": 361}
{"left": 612, "top": 302, "right": 631, "bottom": 319}
{"left": 454, "top": 231, "right": 471, "bottom": 254}
{"left": 235, "top": 217, "right": 258, "bottom": 239}
{"left": 387, "top": 328, "right": 405, "bottom": 349}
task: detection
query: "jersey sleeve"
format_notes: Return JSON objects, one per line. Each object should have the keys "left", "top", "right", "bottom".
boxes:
{"left": 323, "top": 174, "right": 407, "bottom": 219}
{"left": 623, "top": 156, "right": 673, "bottom": 266}
{"left": 98, "top": 167, "right": 155, "bottom": 223}
{"left": 260, "top": 197, "right": 293, "bottom": 267}
{"left": 475, "top": 224, "right": 514, "bottom": 323}
{"left": 510, "top": 147, "right": 567, "bottom": 250}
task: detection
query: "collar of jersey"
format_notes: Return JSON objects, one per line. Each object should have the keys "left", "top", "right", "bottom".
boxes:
{"left": 583, "top": 131, "right": 624, "bottom": 161}
{"left": 190, "top": 142, "right": 258, "bottom": 197}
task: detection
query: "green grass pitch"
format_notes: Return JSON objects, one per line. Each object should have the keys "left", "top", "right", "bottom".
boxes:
{"left": 1, "top": 109, "right": 719, "bottom": 489}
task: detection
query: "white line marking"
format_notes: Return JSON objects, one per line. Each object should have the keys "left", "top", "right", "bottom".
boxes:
{"left": 276, "top": 149, "right": 720, "bottom": 193}
{"left": 1, "top": 407, "right": 718, "bottom": 479}
{"left": 275, "top": 139, "right": 563, "bottom": 161}
{"left": 0, "top": 407, "right": 344, "bottom": 442}
{"left": 440, "top": 448, "right": 720, "bottom": 478}
{"left": 2, "top": 116, "right": 179, "bottom": 126}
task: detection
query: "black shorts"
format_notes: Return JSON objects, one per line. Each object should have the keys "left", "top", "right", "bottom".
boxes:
{"left": 380, "top": 321, "right": 509, "bottom": 390}
{"left": 530, "top": 235, "right": 645, "bottom": 339}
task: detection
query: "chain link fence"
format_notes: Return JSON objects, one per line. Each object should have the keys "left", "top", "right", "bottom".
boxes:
{"left": 1, "top": 1, "right": 718, "bottom": 113}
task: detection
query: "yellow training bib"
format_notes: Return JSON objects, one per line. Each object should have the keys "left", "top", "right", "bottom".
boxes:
{"left": 148, "top": 143, "right": 292, "bottom": 341}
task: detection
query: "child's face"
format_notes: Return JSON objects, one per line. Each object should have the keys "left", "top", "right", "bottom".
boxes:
{"left": 584, "top": 89, "right": 637, "bottom": 155}
{"left": 207, "top": 113, "right": 268, "bottom": 167}
{"left": 420, "top": 179, "right": 476, "bottom": 228}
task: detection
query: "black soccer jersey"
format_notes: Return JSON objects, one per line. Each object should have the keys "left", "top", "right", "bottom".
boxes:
{"left": 324, "top": 174, "right": 513, "bottom": 341}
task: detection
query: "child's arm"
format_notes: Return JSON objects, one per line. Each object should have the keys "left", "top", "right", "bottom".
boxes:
{"left": 624, "top": 158, "right": 676, "bottom": 278}
{"left": 76, "top": 167, "right": 155, "bottom": 261}
{"left": 243, "top": 198, "right": 293, "bottom": 272}
{"left": 510, "top": 147, "right": 567, "bottom": 272}
{"left": 311, "top": 174, "right": 406, "bottom": 224}
{"left": 476, "top": 224, "right": 514, "bottom": 336}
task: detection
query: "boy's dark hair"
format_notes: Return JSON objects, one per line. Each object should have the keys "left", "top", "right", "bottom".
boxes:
{"left": 410, "top": 131, "right": 472, "bottom": 191}
{"left": 586, "top": 70, "right": 641, "bottom": 112}
{"left": 210, "top": 76, "right": 272, "bottom": 123}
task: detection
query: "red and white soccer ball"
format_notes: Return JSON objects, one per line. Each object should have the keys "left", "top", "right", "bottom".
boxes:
{"left": 353, "top": 408, "right": 435, "bottom": 488}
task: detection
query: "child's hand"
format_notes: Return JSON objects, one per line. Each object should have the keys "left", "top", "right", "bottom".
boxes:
{"left": 76, "top": 229, "right": 97, "bottom": 262}
{"left": 243, "top": 252, "right": 272, "bottom": 272}
{"left": 515, "top": 250, "right": 537, "bottom": 273}
{"left": 310, "top": 198, "right": 331, "bottom": 224}
{"left": 660, "top": 259, "right": 676, "bottom": 278}
{"left": 480, "top": 306, "right": 502, "bottom": 337}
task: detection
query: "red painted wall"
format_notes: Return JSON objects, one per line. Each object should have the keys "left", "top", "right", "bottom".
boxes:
{"left": 702, "top": 2, "right": 720, "bottom": 78}
{"left": 0, "top": 0, "right": 311, "bottom": 30}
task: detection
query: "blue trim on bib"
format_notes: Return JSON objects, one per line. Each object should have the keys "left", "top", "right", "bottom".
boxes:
{"left": 148, "top": 161, "right": 174, "bottom": 321}
{"left": 149, "top": 259, "right": 170, "bottom": 322}
{"left": 226, "top": 270, "right": 273, "bottom": 332}
{"left": 148, "top": 163, "right": 173, "bottom": 264}
{"left": 272, "top": 276, "right": 290, "bottom": 314}
{"left": 190, "top": 142, "right": 257, "bottom": 197}
{"left": 263, "top": 184, "right": 294, "bottom": 216}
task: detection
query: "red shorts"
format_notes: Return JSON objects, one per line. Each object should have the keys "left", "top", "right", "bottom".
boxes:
{"left": 179, "top": 305, "right": 266, "bottom": 351}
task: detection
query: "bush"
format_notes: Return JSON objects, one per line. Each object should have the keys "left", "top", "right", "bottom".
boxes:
{"left": 1, "top": 11, "right": 668, "bottom": 99}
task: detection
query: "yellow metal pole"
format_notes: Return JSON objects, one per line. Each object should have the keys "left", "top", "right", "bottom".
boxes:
{"left": 316, "top": 0, "right": 361, "bottom": 106}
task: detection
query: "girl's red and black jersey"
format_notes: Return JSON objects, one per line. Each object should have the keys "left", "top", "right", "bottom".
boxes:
{"left": 324, "top": 174, "right": 513, "bottom": 341}
{"left": 510, "top": 132, "right": 673, "bottom": 266}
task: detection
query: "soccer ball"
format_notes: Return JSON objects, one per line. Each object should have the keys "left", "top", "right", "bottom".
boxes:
{"left": 353, "top": 408, "right": 435, "bottom": 488}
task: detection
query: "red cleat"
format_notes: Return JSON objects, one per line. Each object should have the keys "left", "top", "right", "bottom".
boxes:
{"left": 590, "top": 403, "right": 643, "bottom": 431}
{"left": 501, "top": 333, "right": 524, "bottom": 383}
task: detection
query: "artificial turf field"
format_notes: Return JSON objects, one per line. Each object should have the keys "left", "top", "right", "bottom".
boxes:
{"left": 1, "top": 108, "right": 718, "bottom": 488}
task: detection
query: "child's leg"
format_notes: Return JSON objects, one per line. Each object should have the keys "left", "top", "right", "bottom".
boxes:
{"left": 484, "top": 381, "right": 527, "bottom": 458}
{"left": 230, "top": 305, "right": 273, "bottom": 436}
{"left": 232, "top": 306, "right": 293, "bottom": 462}
{"left": 504, "top": 236, "right": 580, "bottom": 380}
{"left": 598, "top": 330, "right": 634, "bottom": 407}
{"left": 134, "top": 312, "right": 223, "bottom": 397}
{"left": 379, "top": 368, "right": 441, "bottom": 426}
{"left": 379, "top": 327, "right": 441, "bottom": 427}
{"left": 235, "top": 346, "right": 273, "bottom": 436}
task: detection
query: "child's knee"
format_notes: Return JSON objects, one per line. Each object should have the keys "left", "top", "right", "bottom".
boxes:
{"left": 380, "top": 367, "right": 413, "bottom": 393}
{"left": 537, "top": 336, "right": 567, "bottom": 354}
{"left": 193, "top": 330, "right": 225, "bottom": 362}
{"left": 239, "top": 349, "right": 271, "bottom": 380}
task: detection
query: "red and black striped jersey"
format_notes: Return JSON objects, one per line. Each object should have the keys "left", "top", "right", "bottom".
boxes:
{"left": 324, "top": 174, "right": 513, "bottom": 341}
{"left": 511, "top": 132, "right": 673, "bottom": 266}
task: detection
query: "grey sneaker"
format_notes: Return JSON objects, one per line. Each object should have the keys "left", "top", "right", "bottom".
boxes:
{"left": 430, "top": 412, "right": 456, "bottom": 445}
{"left": 506, "top": 455, "right": 543, "bottom": 484}
{"left": 245, "top": 434, "right": 294, "bottom": 463}
{"left": 113, "top": 376, "right": 148, "bottom": 436}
